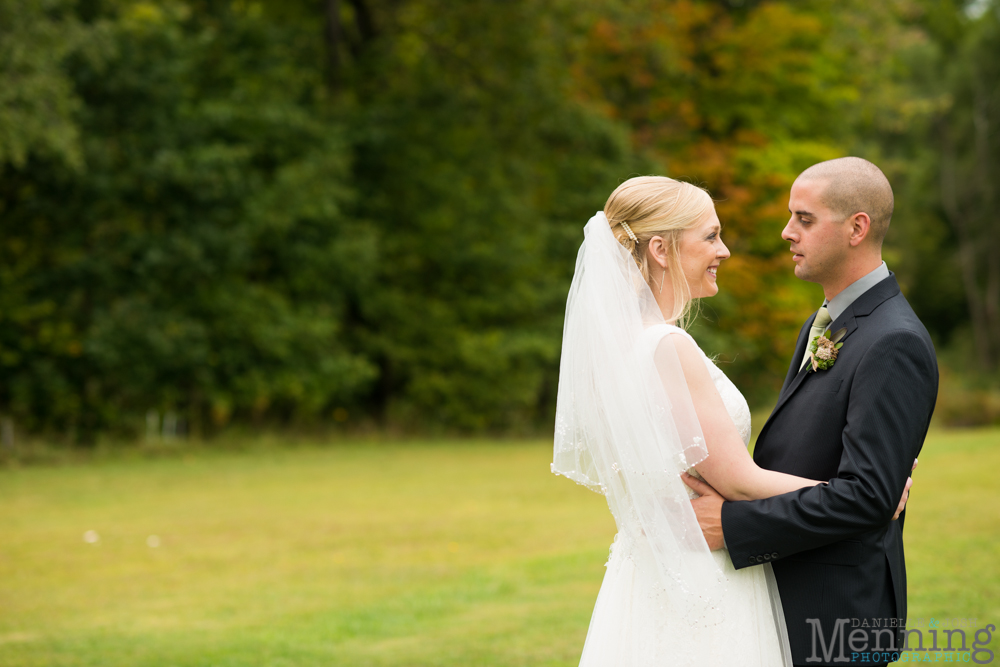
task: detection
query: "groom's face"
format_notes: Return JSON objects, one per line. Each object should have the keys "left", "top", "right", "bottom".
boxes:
{"left": 782, "top": 178, "right": 851, "bottom": 285}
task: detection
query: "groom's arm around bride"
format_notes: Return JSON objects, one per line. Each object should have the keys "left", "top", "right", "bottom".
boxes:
{"left": 692, "top": 158, "right": 938, "bottom": 667}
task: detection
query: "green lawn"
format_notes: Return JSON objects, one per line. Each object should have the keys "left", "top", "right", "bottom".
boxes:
{"left": 0, "top": 429, "right": 997, "bottom": 666}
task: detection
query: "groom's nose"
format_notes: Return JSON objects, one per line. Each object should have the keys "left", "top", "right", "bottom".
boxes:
{"left": 781, "top": 219, "right": 797, "bottom": 243}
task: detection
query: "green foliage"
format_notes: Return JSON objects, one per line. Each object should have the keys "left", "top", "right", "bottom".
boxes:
{"left": 0, "top": 0, "right": 995, "bottom": 437}
{"left": 873, "top": 0, "right": 1000, "bottom": 415}
{"left": 0, "top": 0, "right": 644, "bottom": 437}
{"left": 343, "top": 2, "right": 644, "bottom": 428}
{"left": 0, "top": 2, "right": 375, "bottom": 437}
{"left": 0, "top": 0, "right": 84, "bottom": 168}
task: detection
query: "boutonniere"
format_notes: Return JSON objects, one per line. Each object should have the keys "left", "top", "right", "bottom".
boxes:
{"left": 808, "top": 327, "right": 847, "bottom": 372}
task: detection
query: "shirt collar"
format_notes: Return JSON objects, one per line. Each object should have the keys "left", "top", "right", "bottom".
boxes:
{"left": 825, "top": 261, "right": 890, "bottom": 322}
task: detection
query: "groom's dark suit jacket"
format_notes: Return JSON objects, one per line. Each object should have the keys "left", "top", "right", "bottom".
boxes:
{"left": 721, "top": 274, "right": 938, "bottom": 666}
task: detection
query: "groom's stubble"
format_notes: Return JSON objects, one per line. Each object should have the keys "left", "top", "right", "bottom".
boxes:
{"left": 783, "top": 157, "right": 894, "bottom": 300}
{"left": 783, "top": 177, "right": 884, "bottom": 301}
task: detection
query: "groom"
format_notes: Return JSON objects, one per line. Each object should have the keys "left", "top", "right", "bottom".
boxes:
{"left": 686, "top": 157, "right": 938, "bottom": 666}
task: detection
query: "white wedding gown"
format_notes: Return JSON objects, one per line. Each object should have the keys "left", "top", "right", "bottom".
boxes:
{"left": 577, "top": 324, "right": 792, "bottom": 667}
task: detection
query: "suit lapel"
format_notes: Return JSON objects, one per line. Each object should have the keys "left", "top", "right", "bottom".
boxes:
{"left": 755, "top": 317, "right": 814, "bottom": 455}
{"left": 770, "top": 354, "right": 816, "bottom": 418}
{"left": 779, "top": 318, "right": 813, "bottom": 395}
{"left": 761, "top": 274, "right": 902, "bottom": 433}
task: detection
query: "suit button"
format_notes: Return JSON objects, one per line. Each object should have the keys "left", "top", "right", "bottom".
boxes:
{"left": 756, "top": 555, "right": 764, "bottom": 563}
{"left": 771, "top": 552, "right": 779, "bottom": 559}
{"left": 749, "top": 556, "right": 756, "bottom": 565}
{"left": 763, "top": 553, "right": 771, "bottom": 561}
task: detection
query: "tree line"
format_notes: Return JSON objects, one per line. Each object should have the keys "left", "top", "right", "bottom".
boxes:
{"left": 0, "top": 0, "right": 997, "bottom": 442}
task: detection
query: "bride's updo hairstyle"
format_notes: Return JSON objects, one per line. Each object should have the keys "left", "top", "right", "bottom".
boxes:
{"left": 604, "top": 176, "right": 714, "bottom": 325}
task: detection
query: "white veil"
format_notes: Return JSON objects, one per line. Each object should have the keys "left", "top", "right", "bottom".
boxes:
{"left": 552, "top": 210, "right": 728, "bottom": 624}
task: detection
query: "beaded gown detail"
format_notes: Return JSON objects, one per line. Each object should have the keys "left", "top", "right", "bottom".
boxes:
{"left": 576, "top": 324, "right": 791, "bottom": 667}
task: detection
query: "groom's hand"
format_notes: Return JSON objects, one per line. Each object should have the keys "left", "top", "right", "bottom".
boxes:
{"left": 681, "top": 473, "right": 725, "bottom": 550}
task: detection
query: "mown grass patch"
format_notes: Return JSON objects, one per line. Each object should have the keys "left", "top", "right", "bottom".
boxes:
{"left": 0, "top": 429, "right": 996, "bottom": 666}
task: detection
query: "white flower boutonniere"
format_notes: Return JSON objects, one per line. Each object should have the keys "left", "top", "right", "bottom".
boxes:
{"left": 808, "top": 327, "right": 847, "bottom": 372}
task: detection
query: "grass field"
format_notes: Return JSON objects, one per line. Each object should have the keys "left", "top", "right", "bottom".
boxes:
{"left": 0, "top": 428, "right": 997, "bottom": 666}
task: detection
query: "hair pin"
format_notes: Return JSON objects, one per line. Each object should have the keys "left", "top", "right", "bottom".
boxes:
{"left": 620, "top": 221, "right": 638, "bottom": 243}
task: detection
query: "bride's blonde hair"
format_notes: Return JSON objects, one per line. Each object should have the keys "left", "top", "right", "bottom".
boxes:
{"left": 604, "top": 176, "right": 714, "bottom": 326}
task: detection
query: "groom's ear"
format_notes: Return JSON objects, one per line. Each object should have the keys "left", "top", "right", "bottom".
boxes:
{"left": 848, "top": 211, "right": 873, "bottom": 247}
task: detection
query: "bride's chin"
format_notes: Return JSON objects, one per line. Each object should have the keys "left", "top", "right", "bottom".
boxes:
{"left": 686, "top": 279, "right": 719, "bottom": 299}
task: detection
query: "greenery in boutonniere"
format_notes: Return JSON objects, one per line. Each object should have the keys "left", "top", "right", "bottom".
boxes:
{"left": 809, "top": 328, "right": 847, "bottom": 372}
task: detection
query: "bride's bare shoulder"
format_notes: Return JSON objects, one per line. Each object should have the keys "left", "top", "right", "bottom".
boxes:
{"left": 653, "top": 329, "right": 713, "bottom": 386}
{"left": 653, "top": 327, "right": 701, "bottom": 356}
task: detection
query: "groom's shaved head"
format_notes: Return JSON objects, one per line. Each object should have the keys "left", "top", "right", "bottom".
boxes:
{"left": 796, "top": 157, "right": 894, "bottom": 244}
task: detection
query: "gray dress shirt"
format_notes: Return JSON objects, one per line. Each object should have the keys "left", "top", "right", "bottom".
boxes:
{"left": 825, "top": 261, "right": 890, "bottom": 322}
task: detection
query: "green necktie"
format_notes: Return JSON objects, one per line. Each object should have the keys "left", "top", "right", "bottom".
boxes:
{"left": 800, "top": 305, "right": 832, "bottom": 370}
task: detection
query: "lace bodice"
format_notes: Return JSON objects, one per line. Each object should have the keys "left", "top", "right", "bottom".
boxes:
{"left": 701, "top": 350, "right": 752, "bottom": 447}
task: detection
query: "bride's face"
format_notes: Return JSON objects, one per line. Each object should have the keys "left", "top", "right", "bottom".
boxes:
{"left": 678, "top": 209, "right": 730, "bottom": 298}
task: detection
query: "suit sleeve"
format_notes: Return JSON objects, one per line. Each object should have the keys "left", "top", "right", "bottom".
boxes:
{"left": 721, "top": 329, "right": 938, "bottom": 570}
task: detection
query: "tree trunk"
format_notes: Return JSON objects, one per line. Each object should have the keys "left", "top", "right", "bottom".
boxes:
{"left": 940, "top": 120, "right": 994, "bottom": 369}
{"left": 986, "top": 244, "right": 1000, "bottom": 367}
{"left": 1, "top": 416, "right": 14, "bottom": 450}
{"left": 973, "top": 85, "right": 999, "bottom": 370}
{"left": 346, "top": 0, "right": 376, "bottom": 43}
{"left": 325, "top": 0, "right": 342, "bottom": 92}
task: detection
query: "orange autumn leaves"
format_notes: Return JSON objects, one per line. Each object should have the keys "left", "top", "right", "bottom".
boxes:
{"left": 574, "top": 1, "right": 853, "bottom": 396}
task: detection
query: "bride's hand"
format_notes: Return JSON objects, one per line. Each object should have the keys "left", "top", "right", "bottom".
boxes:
{"left": 892, "top": 458, "right": 918, "bottom": 521}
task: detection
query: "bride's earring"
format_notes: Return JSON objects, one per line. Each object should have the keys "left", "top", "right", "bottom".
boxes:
{"left": 659, "top": 268, "right": 667, "bottom": 295}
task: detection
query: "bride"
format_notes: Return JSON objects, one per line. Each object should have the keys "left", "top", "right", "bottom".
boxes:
{"left": 552, "top": 177, "right": 907, "bottom": 666}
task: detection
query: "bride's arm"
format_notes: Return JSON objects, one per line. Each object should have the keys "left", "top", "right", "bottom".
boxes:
{"left": 657, "top": 333, "right": 824, "bottom": 502}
